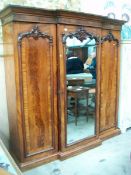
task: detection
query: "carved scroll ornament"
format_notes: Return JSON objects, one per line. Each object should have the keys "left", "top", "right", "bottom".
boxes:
{"left": 62, "top": 28, "right": 100, "bottom": 44}
{"left": 18, "top": 25, "right": 53, "bottom": 44}
{"left": 101, "top": 31, "right": 119, "bottom": 46}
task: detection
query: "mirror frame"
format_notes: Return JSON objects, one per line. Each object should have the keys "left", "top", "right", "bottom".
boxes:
{"left": 62, "top": 27, "right": 100, "bottom": 146}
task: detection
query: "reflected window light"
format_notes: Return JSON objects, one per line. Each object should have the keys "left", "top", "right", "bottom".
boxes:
{"left": 66, "top": 37, "right": 95, "bottom": 47}
{"left": 64, "top": 28, "right": 68, "bottom": 32}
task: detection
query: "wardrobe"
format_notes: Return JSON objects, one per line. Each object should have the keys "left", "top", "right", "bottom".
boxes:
{"left": 0, "top": 5, "right": 125, "bottom": 169}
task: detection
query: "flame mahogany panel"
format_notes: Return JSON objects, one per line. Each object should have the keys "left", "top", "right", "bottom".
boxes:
{"left": 100, "top": 31, "right": 119, "bottom": 132}
{"left": 17, "top": 25, "right": 58, "bottom": 157}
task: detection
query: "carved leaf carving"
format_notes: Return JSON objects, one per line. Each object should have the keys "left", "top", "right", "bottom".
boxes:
{"left": 18, "top": 25, "right": 53, "bottom": 44}
{"left": 101, "top": 31, "right": 119, "bottom": 46}
{"left": 62, "top": 28, "right": 100, "bottom": 44}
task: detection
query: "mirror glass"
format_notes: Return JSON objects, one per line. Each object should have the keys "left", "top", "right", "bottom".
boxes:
{"left": 66, "top": 36, "right": 97, "bottom": 144}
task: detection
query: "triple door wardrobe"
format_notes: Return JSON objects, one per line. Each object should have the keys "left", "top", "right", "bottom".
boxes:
{"left": 0, "top": 5, "right": 125, "bottom": 169}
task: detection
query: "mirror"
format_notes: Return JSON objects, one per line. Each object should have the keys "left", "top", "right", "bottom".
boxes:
{"left": 64, "top": 31, "right": 98, "bottom": 145}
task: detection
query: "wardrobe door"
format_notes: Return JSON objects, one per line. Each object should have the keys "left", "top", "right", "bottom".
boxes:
{"left": 100, "top": 31, "right": 120, "bottom": 138}
{"left": 57, "top": 25, "right": 101, "bottom": 157}
{"left": 17, "top": 24, "right": 58, "bottom": 159}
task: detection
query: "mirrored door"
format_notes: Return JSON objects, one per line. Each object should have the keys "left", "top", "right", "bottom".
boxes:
{"left": 62, "top": 28, "right": 99, "bottom": 145}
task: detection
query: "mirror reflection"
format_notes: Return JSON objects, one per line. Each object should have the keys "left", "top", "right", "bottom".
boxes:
{"left": 66, "top": 36, "right": 96, "bottom": 144}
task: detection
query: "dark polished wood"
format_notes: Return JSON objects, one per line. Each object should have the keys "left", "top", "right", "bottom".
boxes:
{"left": 0, "top": 5, "right": 125, "bottom": 169}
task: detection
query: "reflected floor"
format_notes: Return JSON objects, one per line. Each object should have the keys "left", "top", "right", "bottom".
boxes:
{"left": 67, "top": 114, "right": 95, "bottom": 144}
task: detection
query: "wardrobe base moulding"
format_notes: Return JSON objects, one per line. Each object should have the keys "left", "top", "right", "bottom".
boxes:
{"left": 58, "top": 139, "right": 102, "bottom": 160}
{"left": 99, "top": 128, "right": 121, "bottom": 141}
{"left": 14, "top": 153, "right": 58, "bottom": 170}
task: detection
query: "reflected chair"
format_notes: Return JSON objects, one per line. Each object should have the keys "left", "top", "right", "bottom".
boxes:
{"left": 67, "top": 86, "right": 90, "bottom": 125}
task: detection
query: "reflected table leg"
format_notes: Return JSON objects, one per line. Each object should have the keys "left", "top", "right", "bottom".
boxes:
{"left": 74, "top": 93, "right": 78, "bottom": 125}
{"left": 86, "top": 93, "right": 89, "bottom": 122}
{"left": 67, "top": 87, "right": 90, "bottom": 126}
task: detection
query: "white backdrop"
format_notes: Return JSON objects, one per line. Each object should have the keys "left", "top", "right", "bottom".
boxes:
{"left": 118, "top": 40, "right": 131, "bottom": 133}
{"left": 0, "top": 55, "right": 9, "bottom": 147}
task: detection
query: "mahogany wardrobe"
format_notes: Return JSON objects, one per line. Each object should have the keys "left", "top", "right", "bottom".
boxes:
{"left": 0, "top": 5, "right": 125, "bottom": 169}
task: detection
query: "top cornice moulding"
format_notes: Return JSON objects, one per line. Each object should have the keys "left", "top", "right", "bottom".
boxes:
{"left": 0, "top": 5, "right": 126, "bottom": 27}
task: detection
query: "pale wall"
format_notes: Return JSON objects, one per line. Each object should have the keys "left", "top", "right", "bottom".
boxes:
{"left": 118, "top": 40, "right": 131, "bottom": 133}
{"left": 0, "top": 53, "right": 9, "bottom": 148}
